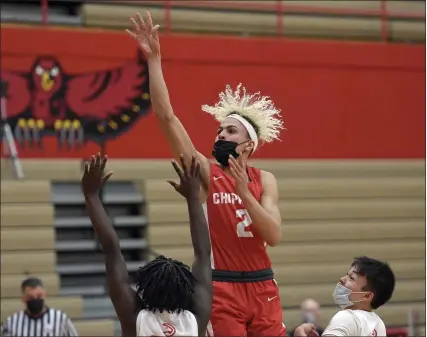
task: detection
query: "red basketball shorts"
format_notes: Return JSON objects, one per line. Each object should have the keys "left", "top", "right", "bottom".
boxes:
{"left": 207, "top": 279, "right": 286, "bottom": 337}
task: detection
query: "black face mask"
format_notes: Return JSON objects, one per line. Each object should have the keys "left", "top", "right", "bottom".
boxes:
{"left": 26, "top": 299, "right": 44, "bottom": 316}
{"left": 212, "top": 140, "right": 249, "bottom": 167}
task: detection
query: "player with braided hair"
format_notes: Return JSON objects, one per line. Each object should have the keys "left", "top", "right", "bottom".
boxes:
{"left": 82, "top": 153, "right": 212, "bottom": 336}
{"left": 127, "top": 11, "right": 286, "bottom": 336}
{"left": 135, "top": 255, "right": 197, "bottom": 313}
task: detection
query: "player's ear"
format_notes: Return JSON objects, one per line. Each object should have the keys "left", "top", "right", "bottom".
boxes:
{"left": 365, "top": 291, "right": 374, "bottom": 302}
{"left": 245, "top": 140, "right": 254, "bottom": 154}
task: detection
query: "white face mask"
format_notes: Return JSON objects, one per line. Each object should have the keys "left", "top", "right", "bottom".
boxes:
{"left": 303, "top": 311, "right": 317, "bottom": 324}
{"left": 333, "top": 283, "right": 367, "bottom": 309}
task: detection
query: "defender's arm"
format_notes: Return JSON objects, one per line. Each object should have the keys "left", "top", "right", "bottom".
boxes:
{"left": 85, "top": 195, "right": 137, "bottom": 337}
{"left": 186, "top": 195, "right": 213, "bottom": 336}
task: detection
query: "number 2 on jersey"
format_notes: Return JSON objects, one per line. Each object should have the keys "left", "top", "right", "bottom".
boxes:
{"left": 236, "top": 209, "right": 254, "bottom": 237}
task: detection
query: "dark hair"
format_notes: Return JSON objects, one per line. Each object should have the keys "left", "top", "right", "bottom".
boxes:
{"left": 135, "top": 255, "right": 197, "bottom": 313}
{"left": 351, "top": 256, "right": 395, "bottom": 309}
{"left": 21, "top": 277, "right": 43, "bottom": 292}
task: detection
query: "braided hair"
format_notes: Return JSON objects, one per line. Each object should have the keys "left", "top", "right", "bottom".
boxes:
{"left": 135, "top": 255, "right": 197, "bottom": 313}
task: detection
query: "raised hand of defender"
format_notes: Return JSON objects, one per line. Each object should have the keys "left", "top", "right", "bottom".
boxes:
{"left": 228, "top": 154, "right": 250, "bottom": 197}
{"left": 81, "top": 153, "right": 113, "bottom": 197}
{"left": 126, "top": 11, "right": 160, "bottom": 58}
{"left": 167, "top": 155, "right": 201, "bottom": 199}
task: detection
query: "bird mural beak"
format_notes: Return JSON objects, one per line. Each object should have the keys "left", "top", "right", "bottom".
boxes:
{"left": 41, "top": 71, "right": 54, "bottom": 91}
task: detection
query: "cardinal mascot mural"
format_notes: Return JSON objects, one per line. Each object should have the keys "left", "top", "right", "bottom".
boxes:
{"left": 0, "top": 50, "right": 151, "bottom": 152}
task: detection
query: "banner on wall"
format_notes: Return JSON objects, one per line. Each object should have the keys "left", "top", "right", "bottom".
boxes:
{"left": 1, "top": 50, "right": 151, "bottom": 151}
{"left": 1, "top": 25, "right": 425, "bottom": 159}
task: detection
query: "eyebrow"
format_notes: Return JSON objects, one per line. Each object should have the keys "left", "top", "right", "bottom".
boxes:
{"left": 218, "top": 124, "right": 238, "bottom": 131}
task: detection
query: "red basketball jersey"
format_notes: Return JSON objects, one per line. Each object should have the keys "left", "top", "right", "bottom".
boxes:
{"left": 204, "top": 163, "right": 273, "bottom": 271}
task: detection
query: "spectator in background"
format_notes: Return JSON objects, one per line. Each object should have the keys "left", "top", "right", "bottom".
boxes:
{"left": 289, "top": 298, "right": 324, "bottom": 337}
{"left": 1, "top": 277, "right": 78, "bottom": 336}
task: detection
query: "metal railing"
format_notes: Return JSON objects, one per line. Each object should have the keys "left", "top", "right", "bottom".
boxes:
{"left": 38, "top": 0, "right": 425, "bottom": 42}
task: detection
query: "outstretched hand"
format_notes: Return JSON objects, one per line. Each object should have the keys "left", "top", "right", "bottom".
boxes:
{"left": 126, "top": 11, "right": 160, "bottom": 58}
{"left": 81, "top": 153, "right": 113, "bottom": 197}
{"left": 167, "top": 155, "right": 201, "bottom": 199}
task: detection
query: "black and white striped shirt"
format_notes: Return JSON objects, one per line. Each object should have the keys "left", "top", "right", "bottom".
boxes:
{"left": 1, "top": 307, "right": 78, "bottom": 337}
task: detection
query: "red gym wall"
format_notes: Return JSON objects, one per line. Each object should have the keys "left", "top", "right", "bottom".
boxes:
{"left": 1, "top": 25, "right": 425, "bottom": 159}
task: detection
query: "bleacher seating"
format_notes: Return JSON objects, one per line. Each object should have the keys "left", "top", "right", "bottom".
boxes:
{"left": 0, "top": 0, "right": 424, "bottom": 42}
{"left": 0, "top": 0, "right": 82, "bottom": 25}
{"left": 52, "top": 181, "right": 148, "bottom": 297}
{"left": 0, "top": 174, "right": 147, "bottom": 336}
{"left": 1, "top": 158, "right": 425, "bottom": 334}
{"left": 80, "top": 0, "right": 425, "bottom": 42}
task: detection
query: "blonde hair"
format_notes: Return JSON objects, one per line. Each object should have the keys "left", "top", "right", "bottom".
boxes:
{"left": 201, "top": 83, "right": 284, "bottom": 143}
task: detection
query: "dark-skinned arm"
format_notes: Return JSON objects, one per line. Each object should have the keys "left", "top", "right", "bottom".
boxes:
{"left": 84, "top": 195, "right": 137, "bottom": 337}
{"left": 187, "top": 195, "right": 213, "bottom": 336}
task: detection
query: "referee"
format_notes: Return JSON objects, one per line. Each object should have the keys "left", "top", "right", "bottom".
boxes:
{"left": 1, "top": 277, "right": 78, "bottom": 336}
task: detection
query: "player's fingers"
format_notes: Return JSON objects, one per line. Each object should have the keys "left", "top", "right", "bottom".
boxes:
{"left": 179, "top": 154, "right": 189, "bottom": 177}
{"left": 166, "top": 180, "right": 179, "bottom": 190}
{"left": 171, "top": 159, "right": 185, "bottom": 180}
{"left": 125, "top": 29, "right": 137, "bottom": 40}
{"left": 95, "top": 152, "right": 102, "bottom": 170}
{"left": 228, "top": 159, "right": 236, "bottom": 172}
{"left": 83, "top": 162, "right": 89, "bottom": 176}
{"left": 229, "top": 154, "right": 240, "bottom": 167}
{"left": 135, "top": 12, "right": 146, "bottom": 31}
{"left": 89, "top": 155, "right": 96, "bottom": 171}
{"left": 145, "top": 11, "right": 153, "bottom": 30}
{"left": 102, "top": 171, "right": 114, "bottom": 185}
{"left": 195, "top": 161, "right": 201, "bottom": 179}
{"left": 237, "top": 152, "right": 245, "bottom": 167}
{"left": 151, "top": 25, "right": 160, "bottom": 40}
{"left": 100, "top": 155, "right": 108, "bottom": 173}
{"left": 228, "top": 156, "right": 238, "bottom": 171}
{"left": 229, "top": 166, "right": 238, "bottom": 180}
{"left": 307, "top": 329, "right": 319, "bottom": 337}
{"left": 304, "top": 324, "right": 317, "bottom": 334}
{"left": 129, "top": 18, "right": 141, "bottom": 34}
{"left": 190, "top": 155, "right": 196, "bottom": 176}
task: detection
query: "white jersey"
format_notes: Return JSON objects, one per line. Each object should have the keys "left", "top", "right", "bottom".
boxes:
{"left": 136, "top": 309, "right": 198, "bottom": 336}
{"left": 322, "top": 309, "right": 387, "bottom": 336}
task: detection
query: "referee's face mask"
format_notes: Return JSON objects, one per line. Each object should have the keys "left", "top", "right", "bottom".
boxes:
{"left": 23, "top": 287, "right": 46, "bottom": 316}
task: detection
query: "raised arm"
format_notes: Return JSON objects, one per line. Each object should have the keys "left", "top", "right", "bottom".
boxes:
{"left": 126, "top": 12, "right": 211, "bottom": 191}
{"left": 168, "top": 155, "right": 212, "bottom": 336}
{"left": 81, "top": 154, "right": 137, "bottom": 337}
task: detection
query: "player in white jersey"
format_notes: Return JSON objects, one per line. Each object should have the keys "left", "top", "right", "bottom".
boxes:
{"left": 294, "top": 256, "right": 395, "bottom": 337}
{"left": 81, "top": 153, "right": 212, "bottom": 337}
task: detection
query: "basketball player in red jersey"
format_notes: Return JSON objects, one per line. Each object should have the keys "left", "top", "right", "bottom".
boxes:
{"left": 126, "top": 11, "right": 286, "bottom": 337}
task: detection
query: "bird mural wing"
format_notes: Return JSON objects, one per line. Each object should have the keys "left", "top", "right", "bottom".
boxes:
{"left": 65, "top": 50, "right": 150, "bottom": 140}
{"left": 0, "top": 70, "right": 31, "bottom": 118}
